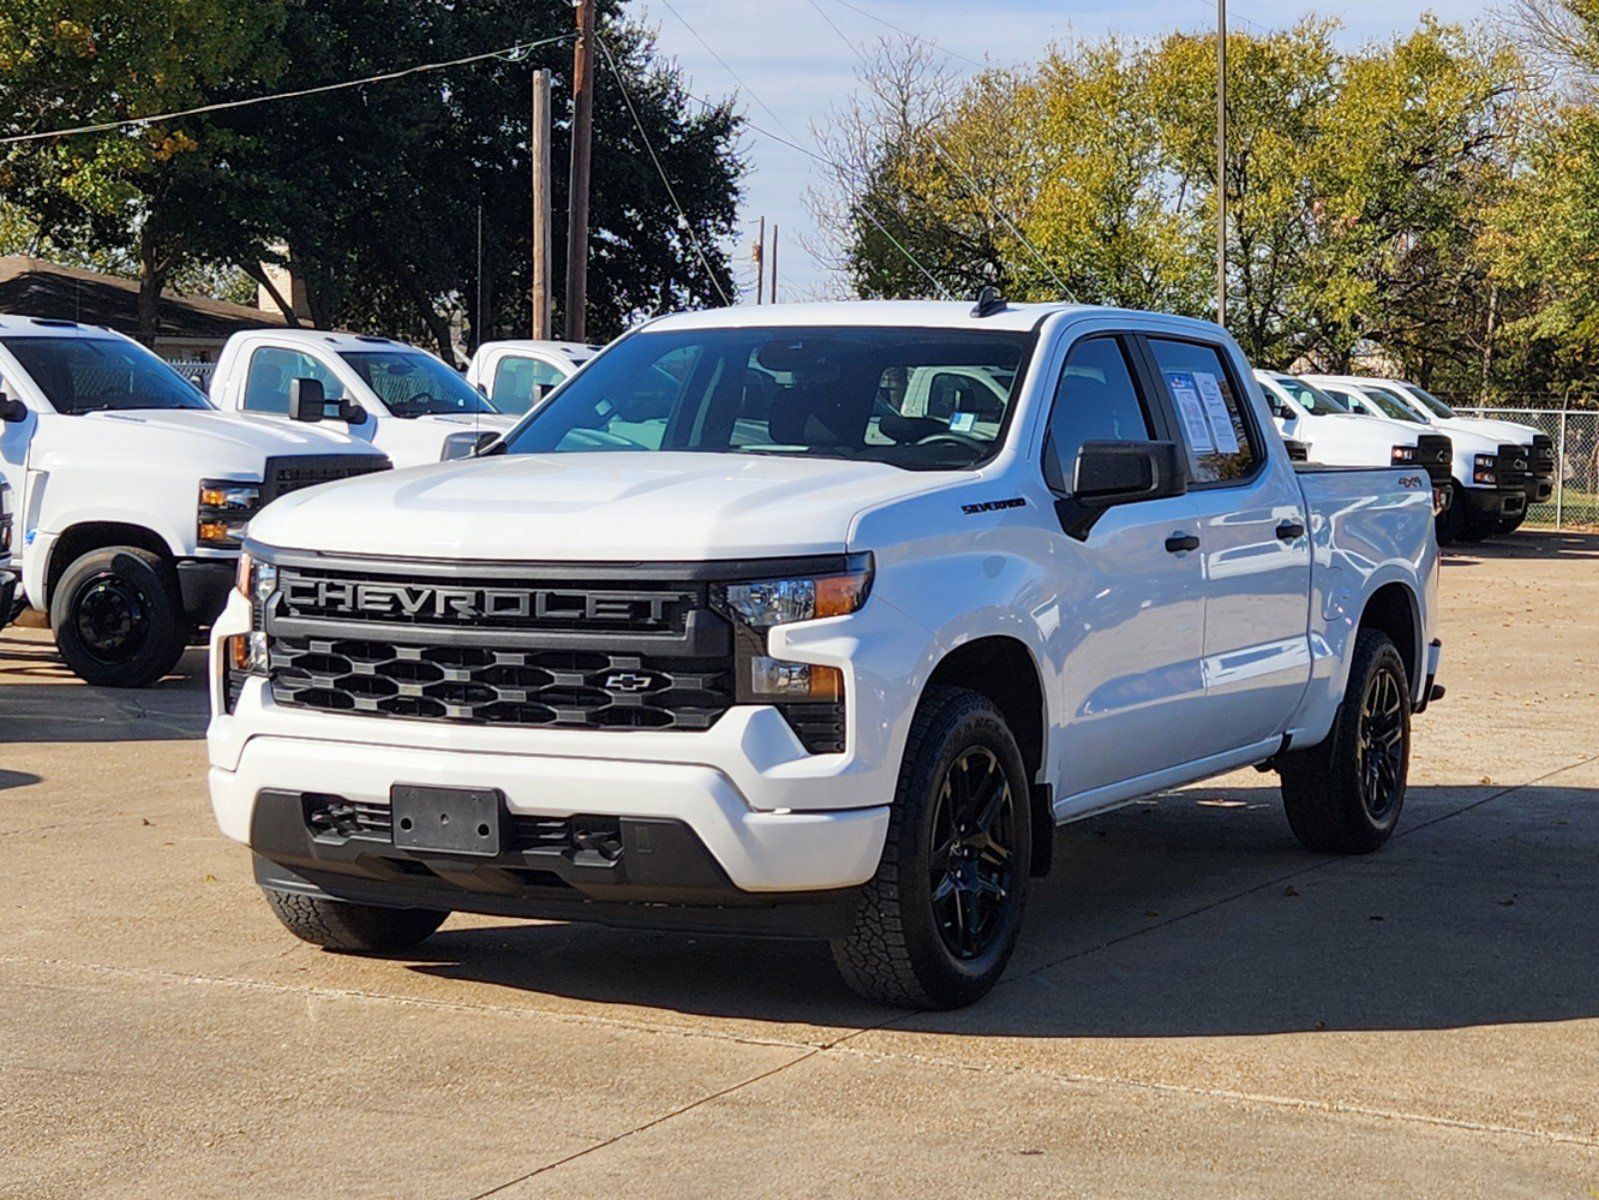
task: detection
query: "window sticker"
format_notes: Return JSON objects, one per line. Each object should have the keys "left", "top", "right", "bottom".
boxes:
{"left": 1193, "top": 371, "right": 1241, "bottom": 454}
{"left": 1166, "top": 371, "right": 1215, "bottom": 454}
{"left": 949, "top": 411, "right": 976, "bottom": 433}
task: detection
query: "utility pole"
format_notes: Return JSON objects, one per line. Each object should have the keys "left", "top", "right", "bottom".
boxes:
{"left": 769, "top": 223, "right": 779, "bottom": 305}
{"left": 530, "top": 68, "right": 552, "bottom": 340}
{"left": 565, "top": 0, "right": 596, "bottom": 342}
{"left": 754, "top": 216, "right": 765, "bottom": 304}
{"left": 1216, "top": 0, "right": 1228, "bottom": 328}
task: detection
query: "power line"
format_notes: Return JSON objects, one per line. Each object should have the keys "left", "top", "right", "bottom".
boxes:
{"left": 805, "top": 0, "right": 1075, "bottom": 300}
{"left": 596, "top": 33, "right": 731, "bottom": 305}
{"left": 657, "top": 0, "right": 804, "bottom": 143}
{"left": 821, "top": 0, "right": 988, "bottom": 70}
{"left": 0, "top": 33, "right": 576, "bottom": 146}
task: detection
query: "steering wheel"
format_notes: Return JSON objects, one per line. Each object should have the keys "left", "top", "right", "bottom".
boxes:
{"left": 915, "top": 431, "right": 989, "bottom": 452}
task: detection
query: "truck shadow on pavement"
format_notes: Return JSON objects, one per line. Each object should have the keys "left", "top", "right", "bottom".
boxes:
{"left": 404, "top": 782, "right": 1599, "bottom": 1037}
{"left": 1443, "top": 528, "right": 1599, "bottom": 564}
{"left": 0, "top": 634, "right": 208, "bottom": 744}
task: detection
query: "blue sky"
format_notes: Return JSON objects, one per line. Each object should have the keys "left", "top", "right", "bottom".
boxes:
{"left": 637, "top": 0, "right": 1499, "bottom": 300}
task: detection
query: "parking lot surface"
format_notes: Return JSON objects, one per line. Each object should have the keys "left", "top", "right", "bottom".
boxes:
{"left": 3, "top": 532, "right": 1597, "bottom": 1198}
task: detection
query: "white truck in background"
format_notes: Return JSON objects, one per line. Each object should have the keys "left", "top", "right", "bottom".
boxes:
{"left": 0, "top": 317, "right": 389, "bottom": 685}
{"left": 1255, "top": 372, "right": 1454, "bottom": 513}
{"left": 465, "top": 340, "right": 598, "bottom": 417}
{"left": 211, "top": 330, "right": 518, "bottom": 467}
{"left": 209, "top": 297, "right": 1443, "bottom": 1009}
{"left": 0, "top": 476, "right": 14, "bottom": 631}
{"left": 1307, "top": 375, "right": 1534, "bottom": 542}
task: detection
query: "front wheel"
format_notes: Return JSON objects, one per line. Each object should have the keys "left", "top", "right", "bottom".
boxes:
{"left": 1278, "top": 628, "right": 1410, "bottom": 854}
{"left": 50, "top": 546, "right": 189, "bottom": 687}
{"left": 263, "top": 888, "right": 448, "bottom": 952}
{"left": 831, "top": 686, "right": 1031, "bottom": 1009}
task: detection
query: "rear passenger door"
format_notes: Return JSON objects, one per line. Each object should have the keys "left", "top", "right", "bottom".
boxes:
{"left": 1143, "top": 336, "right": 1313, "bottom": 753}
{"left": 1044, "top": 334, "right": 1211, "bottom": 804}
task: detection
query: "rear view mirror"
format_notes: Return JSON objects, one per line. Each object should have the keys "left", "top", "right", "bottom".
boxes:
{"left": 288, "top": 378, "right": 325, "bottom": 422}
{"left": 0, "top": 392, "right": 26, "bottom": 423}
{"left": 1054, "top": 440, "right": 1186, "bottom": 540}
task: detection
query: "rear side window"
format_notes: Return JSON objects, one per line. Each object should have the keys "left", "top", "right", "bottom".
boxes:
{"left": 1043, "top": 336, "right": 1153, "bottom": 490}
{"left": 244, "top": 347, "right": 343, "bottom": 415}
{"left": 1148, "top": 339, "right": 1259, "bottom": 484}
{"left": 490, "top": 355, "right": 569, "bottom": 416}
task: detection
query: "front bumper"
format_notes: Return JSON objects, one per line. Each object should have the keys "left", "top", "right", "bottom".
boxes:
{"left": 177, "top": 558, "right": 237, "bottom": 627}
{"left": 1459, "top": 486, "right": 1524, "bottom": 520}
{"left": 0, "top": 567, "right": 15, "bottom": 631}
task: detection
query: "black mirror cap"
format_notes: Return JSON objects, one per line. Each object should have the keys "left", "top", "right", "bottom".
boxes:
{"left": 0, "top": 393, "right": 26, "bottom": 423}
{"left": 1055, "top": 440, "right": 1186, "bottom": 540}
{"left": 337, "top": 398, "right": 367, "bottom": 424}
{"left": 288, "top": 377, "right": 325, "bottom": 422}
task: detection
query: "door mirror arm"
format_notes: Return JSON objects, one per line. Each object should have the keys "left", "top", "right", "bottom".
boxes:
{"left": 0, "top": 392, "right": 26, "bottom": 423}
{"left": 1051, "top": 440, "right": 1188, "bottom": 541}
{"left": 337, "top": 398, "right": 367, "bottom": 424}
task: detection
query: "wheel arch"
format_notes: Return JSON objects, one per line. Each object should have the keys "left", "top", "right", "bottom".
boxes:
{"left": 924, "top": 635, "right": 1054, "bottom": 878}
{"left": 1355, "top": 581, "right": 1421, "bottom": 692}
{"left": 44, "top": 521, "right": 175, "bottom": 609}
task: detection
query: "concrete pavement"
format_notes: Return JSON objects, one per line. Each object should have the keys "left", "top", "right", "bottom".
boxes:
{"left": 2, "top": 532, "right": 1597, "bottom": 1197}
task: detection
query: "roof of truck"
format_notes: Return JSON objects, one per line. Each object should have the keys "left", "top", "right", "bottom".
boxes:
{"left": 643, "top": 300, "right": 1196, "bottom": 335}
{"left": 0, "top": 314, "right": 132, "bottom": 339}
{"left": 225, "top": 329, "right": 424, "bottom": 351}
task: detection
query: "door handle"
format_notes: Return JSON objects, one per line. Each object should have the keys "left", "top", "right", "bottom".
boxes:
{"left": 1164, "top": 533, "right": 1200, "bottom": 554}
{"left": 1276, "top": 520, "right": 1306, "bottom": 541}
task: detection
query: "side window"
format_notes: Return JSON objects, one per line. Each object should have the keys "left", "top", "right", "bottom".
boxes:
{"left": 243, "top": 347, "right": 341, "bottom": 415}
{"left": 490, "top": 355, "right": 568, "bottom": 416}
{"left": 1044, "top": 337, "right": 1154, "bottom": 490}
{"left": 1147, "top": 338, "right": 1259, "bottom": 485}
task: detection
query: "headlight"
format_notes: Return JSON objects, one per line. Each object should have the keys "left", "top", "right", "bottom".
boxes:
{"left": 713, "top": 555, "right": 871, "bottom": 754}
{"left": 1391, "top": 445, "right": 1417, "bottom": 464}
{"left": 1473, "top": 454, "right": 1497, "bottom": 486}
{"left": 721, "top": 558, "right": 873, "bottom": 629}
{"left": 198, "top": 479, "right": 263, "bottom": 547}
{"left": 225, "top": 551, "right": 275, "bottom": 677}
{"left": 440, "top": 431, "right": 481, "bottom": 461}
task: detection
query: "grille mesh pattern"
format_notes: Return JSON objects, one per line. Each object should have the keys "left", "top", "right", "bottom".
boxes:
{"left": 269, "top": 634, "right": 731, "bottom": 730}
{"left": 1415, "top": 434, "right": 1453, "bottom": 486}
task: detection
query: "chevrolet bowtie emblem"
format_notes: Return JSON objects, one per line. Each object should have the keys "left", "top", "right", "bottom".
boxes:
{"left": 605, "top": 672, "right": 655, "bottom": 693}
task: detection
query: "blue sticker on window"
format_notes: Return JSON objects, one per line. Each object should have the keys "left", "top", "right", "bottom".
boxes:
{"left": 949, "top": 411, "right": 976, "bottom": 433}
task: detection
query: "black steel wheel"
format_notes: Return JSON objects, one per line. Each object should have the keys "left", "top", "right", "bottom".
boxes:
{"left": 1279, "top": 628, "right": 1410, "bottom": 854}
{"left": 51, "top": 546, "right": 189, "bottom": 687}
{"left": 832, "top": 686, "right": 1032, "bottom": 1009}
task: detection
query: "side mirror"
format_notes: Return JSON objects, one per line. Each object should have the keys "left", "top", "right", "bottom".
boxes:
{"left": 474, "top": 381, "right": 489, "bottom": 398}
{"left": 0, "top": 392, "right": 26, "bottom": 423}
{"left": 473, "top": 431, "right": 500, "bottom": 455}
{"left": 336, "top": 398, "right": 367, "bottom": 424}
{"left": 1054, "top": 440, "right": 1186, "bottom": 540}
{"left": 288, "top": 378, "right": 325, "bottom": 422}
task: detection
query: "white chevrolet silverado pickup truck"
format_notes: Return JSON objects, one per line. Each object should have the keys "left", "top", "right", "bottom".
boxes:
{"left": 209, "top": 330, "right": 519, "bottom": 467}
{"left": 0, "top": 317, "right": 390, "bottom": 685}
{"left": 465, "top": 339, "right": 597, "bottom": 416}
{"left": 208, "top": 298, "right": 1442, "bottom": 1009}
{"left": 0, "top": 476, "right": 14, "bottom": 630}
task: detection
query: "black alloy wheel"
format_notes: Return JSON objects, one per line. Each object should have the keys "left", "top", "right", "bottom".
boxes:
{"left": 73, "top": 571, "right": 152, "bottom": 665}
{"left": 928, "top": 746, "right": 1021, "bottom": 961}
{"left": 1356, "top": 662, "right": 1406, "bottom": 822}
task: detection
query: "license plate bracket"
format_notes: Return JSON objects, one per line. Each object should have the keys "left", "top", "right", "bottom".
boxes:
{"left": 390, "top": 785, "right": 503, "bottom": 856}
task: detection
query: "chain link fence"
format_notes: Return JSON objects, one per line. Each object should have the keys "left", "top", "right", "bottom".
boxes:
{"left": 1456, "top": 406, "right": 1599, "bottom": 530}
{"left": 164, "top": 359, "right": 217, "bottom": 391}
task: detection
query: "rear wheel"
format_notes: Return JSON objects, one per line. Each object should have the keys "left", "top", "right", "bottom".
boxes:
{"left": 831, "top": 686, "right": 1031, "bottom": 1009}
{"left": 263, "top": 888, "right": 448, "bottom": 952}
{"left": 1278, "top": 628, "right": 1410, "bottom": 854}
{"left": 50, "top": 546, "right": 189, "bottom": 687}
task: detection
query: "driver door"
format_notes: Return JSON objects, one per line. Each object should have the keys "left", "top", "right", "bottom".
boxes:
{"left": 1043, "top": 333, "right": 1211, "bottom": 808}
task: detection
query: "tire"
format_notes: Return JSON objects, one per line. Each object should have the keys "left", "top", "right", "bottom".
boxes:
{"left": 831, "top": 686, "right": 1032, "bottom": 1009}
{"left": 1434, "top": 481, "right": 1465, "bottom": 545}
{"left": 1495, "top": 510, "right": 1528, "bottom": 535}
{"left": 49, "top": 546, "right": 189, "bottom": 687}
{"left": 263, "top": 888, "right": 448, "bottom": 952}
{"left": 1278, "top": 628, "right": 1410, "bottom": 854}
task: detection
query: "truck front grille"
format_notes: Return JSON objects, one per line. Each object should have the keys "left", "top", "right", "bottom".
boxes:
{"left": 1415, "top": 434, "right": 1453, "bottom": 487}
{"left": 264, "top": 562, "right": 736, "bottom": 733}
{"left": 262, "top": 454, "right": 391, "bottom": 503}
{"left": 1494, "top": 444, "right": 1533, "bottom": 493}
{"left": 1531, "top": 434, "right": 1556, "bottom": 481}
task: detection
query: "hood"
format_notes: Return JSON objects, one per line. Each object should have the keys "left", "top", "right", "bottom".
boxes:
{"left": 41, "top": 409, "right": 386, "bottom": 476}
{"left": 1433, "top": 415, "right": 1539, "bottom": 445}
{"left": 249, "top": 451, "right": 951, "bottom": 560}
{"left": 1303, "top": 410, "right": 1418, "bottom": 441}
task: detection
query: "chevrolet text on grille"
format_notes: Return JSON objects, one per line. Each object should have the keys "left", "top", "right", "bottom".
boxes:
{"left": 283, "top": 577, "right": 677, "bottom": 623}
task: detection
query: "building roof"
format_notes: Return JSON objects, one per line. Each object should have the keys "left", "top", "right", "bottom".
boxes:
{"left": 0, "top": 256, "right": 286, "bottom": 341}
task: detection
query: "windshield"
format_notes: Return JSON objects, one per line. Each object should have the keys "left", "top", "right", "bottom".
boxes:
{"left": 1362, "top": 384, "right": 1429, "bottom": 422}
{"left": 0, "top": 335, "right": 210, "bottom": 415}
{"left": 338, "top": 350, "right": 493, "bottom": 418}
{"left": 1399, "top": 382, "right": 1455, "bottom": 419}
{"left": 1269, "top": 374, "right": 1348, "bottom": 415}
{"left": 1352, "top": 386, "right": 1423, "bottom": 423}
{"left": 499, "top": 326, "right": 1033, "bottom": 470}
